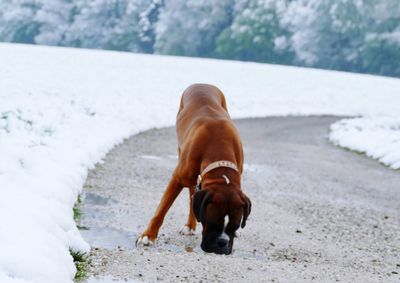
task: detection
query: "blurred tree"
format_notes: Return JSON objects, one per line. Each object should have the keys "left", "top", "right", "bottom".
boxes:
{"left": 137, "top": 0, "right": 163, "bottom": 53}
{"left": 154, "top": 0, "right": 234, "bottom": 56}
{"left": 282, "top": 0, "right": 374, "bottom": 71}
{"left": 64, "top": 0, "right": 162, "bottom": 52}
{"left": 281, "top": 0, "right": 400, "bottom": 77}
{"left": 64, "top": 0, "right": 135, "bottom": 50}
{"left": 361, "top": 0, "right": 400, "bottom": 76}
{"left": 215, "top": 0, "right": 294, "bottom": 64}
{"left": 34, "top": 0, "right": 76, "bottom": 46}
{"left": 0, "top": 0, "right": 41, "bottom": 43}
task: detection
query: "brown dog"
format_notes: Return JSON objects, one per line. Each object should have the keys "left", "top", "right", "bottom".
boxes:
{"left": 136, "top": 84, "right": 251, "bottom": 254}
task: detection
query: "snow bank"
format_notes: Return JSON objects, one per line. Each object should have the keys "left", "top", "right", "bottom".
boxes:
{"left": 0, "top": 43, "right": 399, "bottom": 283}
{"left": 330, "top": 117, "right": 400, "bottom": 170}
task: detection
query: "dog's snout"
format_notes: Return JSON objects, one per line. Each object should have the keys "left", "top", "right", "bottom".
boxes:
{"left": 215, "top": 233, "right": 231, "bottom": 254}
{"left": 201, "top": 232, "right": 233, "bottom": 255}
{"left": 217, "top": 237, "right": 228, "bottom": 248}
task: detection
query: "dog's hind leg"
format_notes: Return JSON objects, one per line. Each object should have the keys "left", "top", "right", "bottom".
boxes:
{"left": 179, "top": 186, "right": 196, "bottom": 235}
{"left": 136, "top": 176, "right": 183, "bottom": 246}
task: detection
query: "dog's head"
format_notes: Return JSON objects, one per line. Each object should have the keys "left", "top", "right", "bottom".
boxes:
{"left": 192, "top": 187, "right": 251, "bottom": 255}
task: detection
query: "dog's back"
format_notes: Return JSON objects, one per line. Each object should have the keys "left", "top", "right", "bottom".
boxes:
{"left": 176, "top": 84, "right": 243, "bottom": 182}
{"left": 179, "top": 83, "right": 228, "bottom": 113}
{"left": 176, "top": 84, "right": 229, "bottom": 145}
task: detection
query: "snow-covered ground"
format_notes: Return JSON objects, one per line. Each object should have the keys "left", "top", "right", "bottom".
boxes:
{"left": 330, "top": 117, "right": 400, "bottom": 169}
{"left": 0, "top": 43, "right": 399, "bottom": 283}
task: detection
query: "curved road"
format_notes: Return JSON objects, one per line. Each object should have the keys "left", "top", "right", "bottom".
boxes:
{"left": 80, "top": 116, "right": 400, "bottom": 283}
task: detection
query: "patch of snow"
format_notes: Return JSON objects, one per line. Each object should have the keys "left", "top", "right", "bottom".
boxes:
{"left": 0, "top": 43, "right": 399, "bottom": 283}
{"left": 166, "top": 154, "right": 179, "bottom": 160}
{"left": 329, "top": 117, "right": 400, "bottom": 170}
{"left": 139, "top": 155, "right": 163, "bottom": 160}
{"left": 244, "top": 163, "right": 269, "bottom": 173}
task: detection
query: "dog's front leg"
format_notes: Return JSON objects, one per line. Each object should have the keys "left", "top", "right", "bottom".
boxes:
{"left": 179, "top": 186, "right": 197, "bottom": 235}
{"left": 136, "top": 176, "right": 183, "bottom": 246}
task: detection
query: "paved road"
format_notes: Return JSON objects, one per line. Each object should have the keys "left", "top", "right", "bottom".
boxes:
{"left": 80, "top": 116, "right": 400, "bottom": 283}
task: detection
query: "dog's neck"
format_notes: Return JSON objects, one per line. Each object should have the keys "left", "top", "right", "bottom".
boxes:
{"left": 196, "top": 160, "right": 240, "bottom": 192}
{"left": 199, "top": 160, "right": 238, "bottom": 177}
{"left": 199, "top": 167, "right": 241, "bottom": 191}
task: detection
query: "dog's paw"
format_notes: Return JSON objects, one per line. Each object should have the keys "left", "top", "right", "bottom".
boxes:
{"left": 136, "top": 235, "right": 156, "bottom": 247}
{"left": 179, "top": 225, "right": 195, "bottom": 235}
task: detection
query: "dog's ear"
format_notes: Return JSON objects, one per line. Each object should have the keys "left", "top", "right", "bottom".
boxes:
{"left": 241, "top": 193, "right": 252, "bottom": 228}
{"left": 193, "top": 190, "right": 212, "bottom": 222}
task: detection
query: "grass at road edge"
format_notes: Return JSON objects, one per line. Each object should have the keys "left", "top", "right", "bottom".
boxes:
{"left": 73, "top": 195, "right": 82, "bottom": 222}
{"left": 72, "top": 195, "right": 89, "bottom": 282}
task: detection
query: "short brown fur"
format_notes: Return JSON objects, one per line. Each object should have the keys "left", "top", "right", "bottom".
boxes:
{"left": 138, "top": 84, "right": 250, "bottom": 252}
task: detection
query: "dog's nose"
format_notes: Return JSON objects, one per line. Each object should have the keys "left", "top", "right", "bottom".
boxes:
{"left": 216, "top": 237, "right": 228, "bottom": 248}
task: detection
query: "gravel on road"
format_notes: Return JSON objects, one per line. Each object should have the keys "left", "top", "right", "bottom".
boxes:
{"left": 80, "top": 116, "right": 400, "bottom": 283}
